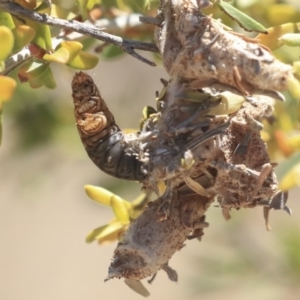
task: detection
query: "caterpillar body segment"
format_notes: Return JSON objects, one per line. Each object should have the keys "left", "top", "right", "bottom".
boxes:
{"left": 72, "top": 72, "right": 147, "bottom": 181}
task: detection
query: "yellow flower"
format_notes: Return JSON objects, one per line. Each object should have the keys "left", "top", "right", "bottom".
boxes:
{"left": 84, "top": 185, "right": 149, "bottom": 245}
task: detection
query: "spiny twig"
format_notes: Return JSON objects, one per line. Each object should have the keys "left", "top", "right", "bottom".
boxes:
{"left": 2, "top": 13, "right": 151, "bottom": 75}
{"left": 0, "top": 1, "right": 158, "bottom": 66}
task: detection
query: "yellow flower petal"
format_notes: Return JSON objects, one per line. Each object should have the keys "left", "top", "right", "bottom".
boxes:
{"left": 84, "top": 185, "right": 116, "bottom": 206}
{"left": 84, "top": 185, "right": 131, "bottom": 210}
{"left": 0, "top": 76, "right": 16, "bottom": 102}
{"left": 110, "top": 195, "right": 130, "bottom": 224}
{"left": 86, "top": 221, "right": 124, "bottom": 243}
{"left": 0, "top": 26, "right": 14, "bottom": 61}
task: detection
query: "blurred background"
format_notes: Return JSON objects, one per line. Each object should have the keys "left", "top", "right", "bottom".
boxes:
{"left": 1, "top": 0, "right": 300, "bottom": 299}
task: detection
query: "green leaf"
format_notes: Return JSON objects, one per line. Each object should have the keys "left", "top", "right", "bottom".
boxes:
{"left": 12, "top": 25, "right": 35, "bottom": 53}
{"left": 43, "top": 47, "right": 69, "bottom": 63}
{"left": 35, "top": 0, "right": 51, "bottom": 14}
{"left": 53, "top": 5, "right": 72, "bottom": 19}
{"left": 218, "top": 1, "right": 267, "bottom": 33}
{"left": 25, "top": 20, "right": 52, "bottom": 50}
{"left": 0, "top": 11, "right": 15, "bottom": 29}
{"left": 110, "top": 195, "right": 130, "bottom": 224}
{"left": 208, "top": 92, "right": 245, "bottom": 115}
{"left": 18, "top": 60, "right": 50, "bottom": 81}
{"left": 66, "top": 51, "right": 99, "bottom": 70}
{"left": 75, "top": 0, "right": 89, "bottom": 19}
{"left": 101, "top": 44, "right": 124, "bottom": 60}
{"left": 87, "top": 0, "right": 100, "bottom": 10}
{"left": 0, "top": 75, "right": 16, "bottom": 101}
{"left": 18, "top": 61, "right": 50, "bottom": 88}
{"left": 86, "top": 222, "right": 123, "bottom": 243}
{"left": 38, "top": 66, "right": 56, "bottom": 89}
{"left": 142, "top": 106, "right": 156, "bottom": 119}
{"left": 177, "top": 91, "right": 212, "bottom": 102}
{"left": 25, "top": 66, "right": 56, "bottom": 89}
{"left": 256, "top": 23, "right": 300, "bottom": 50}
{"left": 0, "top": 26, "right": 14, "bottom": 61}
{"left": 28, "top": 76, "right": 44, "bottom": 89}
{"left": 59, "top": 41, "right": 83, "bottom": 62}
{"left": 279, "top": 33, "right": 300, "bottom": 47}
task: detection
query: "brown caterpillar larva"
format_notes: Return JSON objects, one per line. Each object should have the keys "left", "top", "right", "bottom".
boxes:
{"left": 71, "top": 72, "right": 147, "bottom": 181}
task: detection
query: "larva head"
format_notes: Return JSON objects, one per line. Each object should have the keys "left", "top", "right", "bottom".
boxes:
{"left": 71, "top": 72, "right": 107, "bottom": 117}
{"left": 77, "top": 112, "right": 107, "bottom": 135}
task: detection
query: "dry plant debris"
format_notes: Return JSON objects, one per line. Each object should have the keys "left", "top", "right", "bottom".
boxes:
{"left": 71, "top": 0, "right": 296, "bottom": 297}
{"left": 155, "top": 0, "right": 293, "bottom": 95}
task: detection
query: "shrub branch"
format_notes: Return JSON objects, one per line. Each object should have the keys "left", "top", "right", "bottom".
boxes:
{"left": 0, "top": 1, "right": 158, "bottom": 66}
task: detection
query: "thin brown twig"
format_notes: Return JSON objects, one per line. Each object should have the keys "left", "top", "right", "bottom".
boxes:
{"left": 0, "top": 1, "right": 158, "bottom": 66}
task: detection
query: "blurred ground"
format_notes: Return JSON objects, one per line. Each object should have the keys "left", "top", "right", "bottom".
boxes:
{"left": 1, "top": 55, "right": 300, "bottom": 300}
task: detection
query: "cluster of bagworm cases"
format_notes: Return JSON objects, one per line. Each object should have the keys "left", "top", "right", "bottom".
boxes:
{"left": 71, "top": 0, "right": 295, "bottom": 297}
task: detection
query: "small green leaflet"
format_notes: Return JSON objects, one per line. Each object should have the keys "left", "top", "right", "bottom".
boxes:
{"left": 279, "top": 33, "right": 300, "bottom": 47}
{"left": 218, "top": 1, "right": 268, "bottom": 34}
